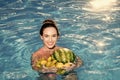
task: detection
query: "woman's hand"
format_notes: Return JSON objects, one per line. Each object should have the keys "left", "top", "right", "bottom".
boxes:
{"left": 62, "top": 63, "right": 76, "bottom": 72}
{"left": 41, "top": 65, "right": 57, "bottom": 73}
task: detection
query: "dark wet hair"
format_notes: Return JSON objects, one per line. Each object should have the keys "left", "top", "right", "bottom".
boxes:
{"left": 39, "top": 19, "right": 60, "bottom": 36}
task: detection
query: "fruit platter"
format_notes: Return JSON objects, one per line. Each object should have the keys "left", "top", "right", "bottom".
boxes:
{"left": 36, "top": 48, "right": 76, "bottom": 74}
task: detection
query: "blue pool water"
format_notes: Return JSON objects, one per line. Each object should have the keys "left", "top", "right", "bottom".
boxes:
{"left": 0, "top": 0, "right": 120, "bottom": 80}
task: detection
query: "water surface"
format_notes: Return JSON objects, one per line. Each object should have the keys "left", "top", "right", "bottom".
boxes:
{"left": 0, "top": 0, "right": 120, "bottom": 80}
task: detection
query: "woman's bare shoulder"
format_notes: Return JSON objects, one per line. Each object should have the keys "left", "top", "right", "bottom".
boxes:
{"left": 55, "top": 46, "right": 64, "bottom": 49}
{"left": 32, "top": 48, "right": 43, "bottom": 57}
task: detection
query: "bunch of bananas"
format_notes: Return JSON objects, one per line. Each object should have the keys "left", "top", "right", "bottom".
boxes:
{"left": 36, "top": 56, "right": 56, "bottom": 68}
{"left": 36, "top": 56, "right": 72, "bottom": 74}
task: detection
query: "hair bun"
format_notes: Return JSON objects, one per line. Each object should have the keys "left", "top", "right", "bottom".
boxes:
{"left": 43, "top": 19, "right": 56, "bottom": 25}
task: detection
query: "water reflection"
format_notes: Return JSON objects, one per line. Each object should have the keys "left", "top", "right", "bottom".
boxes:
{"left": 102, "top": 14, "right": 113, "bottom": 22}
{"left": 92, "top": 40, "right": 107, "bottom": 54}
{"left": 84, "top": 0, "right": 117, "bottom": 12}
{"left": 82, "top": 0, "right": 119, "bottom": 23}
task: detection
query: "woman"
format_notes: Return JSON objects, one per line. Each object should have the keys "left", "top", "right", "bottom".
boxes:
{"left": 31, "top": 19, "right": 82, "bottom": 80}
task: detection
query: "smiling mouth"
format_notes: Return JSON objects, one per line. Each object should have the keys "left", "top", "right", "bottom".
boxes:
{"left": 48, "top": 43, "right": 54, "bottom": 46}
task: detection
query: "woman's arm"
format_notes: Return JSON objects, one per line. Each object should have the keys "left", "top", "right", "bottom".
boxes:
{"left": 74, "top": 56, "right": 83, "bottom": 68}
{"left": 31, "top": 54, "right": 40, "bottom": 71}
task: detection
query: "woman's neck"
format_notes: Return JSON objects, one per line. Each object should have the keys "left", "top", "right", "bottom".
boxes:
{"left": 43, "top": 46, "right": 56, "bottom": 53}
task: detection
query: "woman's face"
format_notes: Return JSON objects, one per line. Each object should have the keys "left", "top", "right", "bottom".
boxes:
{"left": 41, "top": 27, "right": 59, "bottom": 49}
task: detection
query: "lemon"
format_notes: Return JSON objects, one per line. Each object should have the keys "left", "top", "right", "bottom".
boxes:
{"left": 40, "top": 60, "right": 47, "bottom": 65}
{"left": 36, "top": 60, "right": 41, "bottom": 64}
{"left": 64, "top": 63, "right": 72, "bottom": 67}
{"left": 52, "top": 60, "right": 57, "bottom": 64}
{"left": 47, "top": 56, "right": 52, "bottom": 61}
{"left": 46, "top": 61, "right": 51, "bottom": 67}
{"left": 50, "top": 60, "right": 57, "bottom": 67}
{"left": 36, "top": 64, "right": 41, "bottom": 68}
{"left": 56, "top": 62, "right": 64, "bottom": 68}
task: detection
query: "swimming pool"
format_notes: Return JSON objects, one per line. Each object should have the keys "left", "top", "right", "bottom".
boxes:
{"left": 0, "top": 0, "right": 120, "bottom": 80}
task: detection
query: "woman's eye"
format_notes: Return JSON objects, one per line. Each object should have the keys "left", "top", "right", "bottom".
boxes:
{"left": 53, "top": 35, "right": 57, "bottom": 37}
{"left": 44, "top": 35, "right": 48, "bottom": 37}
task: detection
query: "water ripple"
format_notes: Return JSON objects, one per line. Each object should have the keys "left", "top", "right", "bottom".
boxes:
{"left": 0, "top": 0, "right": 120, "bottom": 80}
